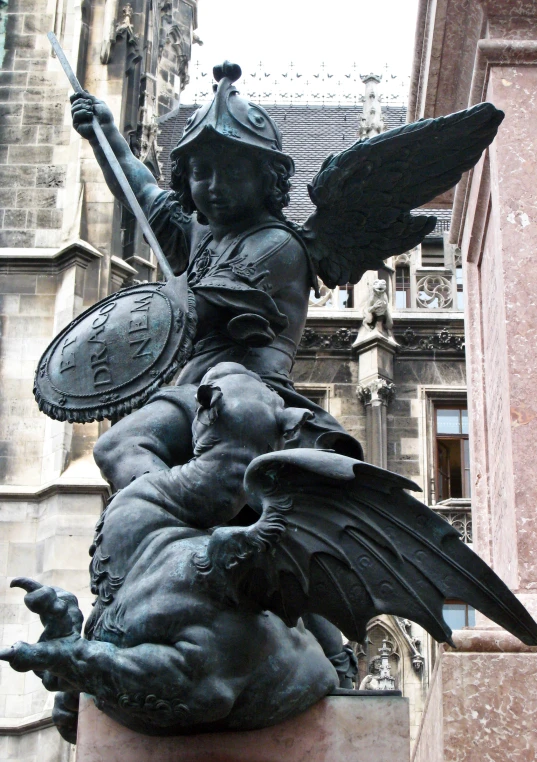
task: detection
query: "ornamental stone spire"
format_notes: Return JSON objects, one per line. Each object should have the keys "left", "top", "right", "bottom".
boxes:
{"left": 359, "top": 73, "right": 385, "bottom": 139}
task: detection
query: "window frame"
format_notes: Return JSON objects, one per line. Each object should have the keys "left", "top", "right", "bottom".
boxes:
{"left": 420, "top": 388, "right": 468, "bottom": 506}
{"left": 443, "top": 600, "right": 476, "bottom": 630}
{"left": 395, "top": 265, "right": 411, "bottom": 309}
{"left": 294, "top": 384, "right": 331, "bottom": 413}
{"left": 338, "top": 283, "right": 355, "bottom": 309}
{"left": 433, "top": 403, "right": 470, "bottom": 502}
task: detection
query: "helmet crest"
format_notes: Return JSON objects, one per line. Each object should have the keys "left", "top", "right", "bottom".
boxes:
{"left": 170, "top": 61, "right": 294, "bottom": 175}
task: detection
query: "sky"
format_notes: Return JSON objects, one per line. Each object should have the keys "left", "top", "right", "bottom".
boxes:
{"left": 181, "top": 0, "right": 420, "bottom": 106}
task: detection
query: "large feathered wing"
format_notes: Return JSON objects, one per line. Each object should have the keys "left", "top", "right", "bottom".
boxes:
{"left": 299, "top": 102, "right": 504, "bottom": 288}
{"left": 196, "top": 450, "right": 537, "bottom": 647}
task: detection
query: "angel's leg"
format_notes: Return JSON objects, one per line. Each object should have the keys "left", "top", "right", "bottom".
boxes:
{"left": 302, "top": 613, "right": 357, "bottom": 688}
{"left": 93, "top": 386, "right": 197, "bottom": 490}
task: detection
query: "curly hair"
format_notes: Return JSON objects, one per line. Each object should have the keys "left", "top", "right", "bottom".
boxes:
{"left": 170, "top": 149, "right": 292, "bottom": 225}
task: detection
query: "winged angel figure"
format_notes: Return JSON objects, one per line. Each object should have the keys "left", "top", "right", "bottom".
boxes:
{"left": 3, "top": 62, "right": 537, "bottom": 741}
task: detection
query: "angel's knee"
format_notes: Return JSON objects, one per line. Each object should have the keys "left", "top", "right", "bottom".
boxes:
{"left": 94, "top": 399, "right": 194, "bottom": 489}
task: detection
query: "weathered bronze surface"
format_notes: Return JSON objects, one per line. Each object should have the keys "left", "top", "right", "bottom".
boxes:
{"left": 3, "top": 59, "right": 537, "bottom": 747}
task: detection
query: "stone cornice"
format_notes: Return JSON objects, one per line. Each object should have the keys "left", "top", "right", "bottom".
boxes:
{"left": 395, "top": 326, "right": 465, "bottom": 354}
{"left": 110, "top": 254, "right": 138, "bottom": 290}
{"left": 110, "top": 255, "right": 138, "bottom": 276}
{"left": 470, "top": 38, "right": 537, "bottom": 106}
{"left": 299, "top": 326, "right": 357, "bottom": 352}
{"left": 298, "top": 316, "right": 465, "bottom": 356}
{"left": 351, "top": 331, "right": 399, "bottom": 355}
{"left": 0, "top": 239, "right": 103, "bottom": 275}
{"left": 478, "top": 37, "right": 537, "bottom": 63}
{"left": 447, "top": 628, "right": 537, "bottom": 653}
{"left": 0, "top": 479, "right": 110, "bottom": 502}
{"left": 126, "top": 254, "right": 157, "bottom": 271}
{"left": 0, "top": 716, "right": 54, "bottom": 736}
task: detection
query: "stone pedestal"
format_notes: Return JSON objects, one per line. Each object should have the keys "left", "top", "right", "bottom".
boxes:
{"left": 76, "top": 693, "right": 410, "bottom": 762}
{"left": 413, "top": 631, "right": 537, "bottom": 762}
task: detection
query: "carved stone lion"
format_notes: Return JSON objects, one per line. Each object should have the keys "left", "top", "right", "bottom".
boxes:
{"left": 363, "top": 279, "right": 393, "bottom": 333}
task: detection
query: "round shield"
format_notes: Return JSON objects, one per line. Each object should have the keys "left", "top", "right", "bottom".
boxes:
{"left": 33, "top": 279, "right": 197, "bottom": 423}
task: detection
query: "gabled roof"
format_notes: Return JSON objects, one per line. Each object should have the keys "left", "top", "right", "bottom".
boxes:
{"left": 157, "top": 103, "right": 450, "bottom": 233}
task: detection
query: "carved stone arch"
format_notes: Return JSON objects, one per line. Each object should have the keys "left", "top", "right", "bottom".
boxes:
{"left": 353, "top": 616, "right": 404, "bottom": 690}
{"left": 394, "top": 252, "right": 410, "bottom": 266}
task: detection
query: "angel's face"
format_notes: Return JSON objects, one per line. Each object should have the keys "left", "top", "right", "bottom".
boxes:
{"left": 188, "top": 143, "right": 266, "bottom": 226}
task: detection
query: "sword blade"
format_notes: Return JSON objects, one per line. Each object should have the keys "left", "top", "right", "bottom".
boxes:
{"left": 47, "top": 31, "right": 182, "bottom": 293}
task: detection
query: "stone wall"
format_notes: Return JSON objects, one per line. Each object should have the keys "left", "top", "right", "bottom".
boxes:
{"left": 294, "top": 316, "right": 466, "bottom": 500}
{"left": 390, "top": 356, "right": 466, "bottom": 490}
{"left": 0, "top": 245, "right": 105, "bottom": 485}
{"left": 295, "top": 312, "right": 467, "bottom": 753}
{"left": 0, "top": 723, "right": 75, "bottom": 762}
{"left": 411, "top": 649, "right": 443, "bottom": 762}
{"left": 0, "top": 487, "right": 106, "bottom": 753}
{"left": 413, "top": 633, "right": 537, "bottom": 762}
{"left": 0, "top": 0, "right": 74, "bottom": 251}
{"left": 294, "top": 333, "right": 366, "bottom": 447}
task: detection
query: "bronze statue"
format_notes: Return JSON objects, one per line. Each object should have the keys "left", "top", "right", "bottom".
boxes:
{"left": 3, "top": 58, "right": 537, "bottom": 745}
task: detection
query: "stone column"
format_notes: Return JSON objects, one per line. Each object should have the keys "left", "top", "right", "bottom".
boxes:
{"left": 354, "top": 278, "right": 397, "bottom": 468}
{"left": 357, "top": 375, "right": 396, "bottom": 469}
{"left": 359, "top": 73, "right": 385, "bottom": 139}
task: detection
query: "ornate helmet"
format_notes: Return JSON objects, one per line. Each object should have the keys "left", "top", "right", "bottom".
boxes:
{"left": 170, "top": 61, "right": 295, "bottom": 174}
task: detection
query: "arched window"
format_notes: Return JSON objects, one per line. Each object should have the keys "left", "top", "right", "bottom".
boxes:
{"left": 395, "top": 266, "right": 411, "bottom": 308}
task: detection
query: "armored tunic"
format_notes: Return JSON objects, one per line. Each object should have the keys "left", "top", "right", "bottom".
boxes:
{"left": 147, "top": 191, "right": 363, "bottom": 458}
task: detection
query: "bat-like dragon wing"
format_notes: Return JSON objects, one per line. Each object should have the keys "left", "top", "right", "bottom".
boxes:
{"left": 195, "top": 449, "right": 537, "bottom": 647}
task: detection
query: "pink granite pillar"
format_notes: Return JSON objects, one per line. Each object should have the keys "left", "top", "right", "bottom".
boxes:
{"left": 461, "top": 22, "right": 537, "bottom": 613}
{"left": 412, "top": 7, "right": 537, "bottom": 761}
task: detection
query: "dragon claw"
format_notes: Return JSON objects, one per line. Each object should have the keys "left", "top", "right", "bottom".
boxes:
{"left": 25, "top": 586, "right": 68, "bottom": 617}
{"left": 10, "top": 577, "right": 42, "bottom": 593}
{"left": 9, "top": 579, "right": 83, "bottom": 640}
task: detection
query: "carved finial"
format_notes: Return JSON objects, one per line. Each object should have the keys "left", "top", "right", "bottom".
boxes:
{"left": 213, "top": 61, "right": 242, "bottom": 83}
{"left": 360, "top": 72, "right": 382, "bottom": 85}
{"left": 358, "top": 73, "right": 385, "bottom": 139}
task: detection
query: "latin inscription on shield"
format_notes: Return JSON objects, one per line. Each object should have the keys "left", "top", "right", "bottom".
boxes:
{"left": 34, "top": 279, "right": 196, "bottom": 423}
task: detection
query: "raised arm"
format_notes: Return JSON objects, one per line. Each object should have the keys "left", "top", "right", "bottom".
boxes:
{"left": 71, "top": 93, "right": 162, "bottom": 217}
